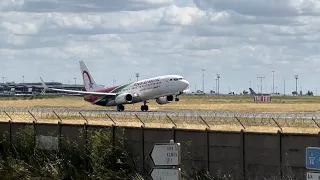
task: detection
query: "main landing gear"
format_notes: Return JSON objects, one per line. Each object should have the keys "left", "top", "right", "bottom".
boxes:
{"left": 141, "top": 101, "right": 149, "bottom": 111}
{"left": 117, "top": 104, "right": 125, "bottom": 111}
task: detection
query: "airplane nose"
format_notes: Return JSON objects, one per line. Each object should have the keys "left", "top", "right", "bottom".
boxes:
{"left": 181, "top": 79, "right": 189, "bottom": 89}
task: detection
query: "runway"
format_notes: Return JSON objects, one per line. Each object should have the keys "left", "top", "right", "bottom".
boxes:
{"left": 0, "top": 106, "right": 319, "bottom": 120}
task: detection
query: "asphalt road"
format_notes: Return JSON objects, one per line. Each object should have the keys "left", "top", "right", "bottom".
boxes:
{"left": 0, "top": 106, "right": 319, "bottom": 119}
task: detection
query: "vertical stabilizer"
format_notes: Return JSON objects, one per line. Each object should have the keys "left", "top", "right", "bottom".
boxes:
{"left": 249, "top": 88, "right": 257, "bottom": 95}
{"left": 79, "top": 61, "right": 100, "bottom": 92}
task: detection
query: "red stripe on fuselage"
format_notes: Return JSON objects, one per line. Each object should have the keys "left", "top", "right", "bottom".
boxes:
{"left": 84, "top": 86, "right": 119, "bottom": 103}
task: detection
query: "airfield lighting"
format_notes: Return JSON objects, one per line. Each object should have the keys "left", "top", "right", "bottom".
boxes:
{"left": 294, "top": 75, "right": 298, "bottom": 95}
{"left": 257, "top": 76, "right": 265, "bottom": 93}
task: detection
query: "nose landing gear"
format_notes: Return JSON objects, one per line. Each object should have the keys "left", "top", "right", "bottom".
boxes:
{"left": 141, "top": 101, "right": 149, "bottom": 111}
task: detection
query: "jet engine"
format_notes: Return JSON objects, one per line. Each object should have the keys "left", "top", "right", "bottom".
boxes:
{"left": 115, "top": 93, "right": 133, "bottom": 104}
{"left": 156, "top": 95, "right": 174, "bottom": 105}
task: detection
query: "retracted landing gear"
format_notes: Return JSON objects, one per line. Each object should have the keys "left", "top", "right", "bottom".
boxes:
{"left": 141, "top": 101, "right": 149, "bottom": 111}
{"left": 117, "top": 104, "right": 125, "bottom": 111}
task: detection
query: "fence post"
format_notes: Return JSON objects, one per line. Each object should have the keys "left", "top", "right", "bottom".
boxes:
{"left": 84, "top": 122, "right": 88, "bottom": 154}
{"left": 200, "top": 116, "right": 210, "bottom": 129}
{"left": 241, "top": 129, "right": 246, "bottom": 180}
{"left": 206, "top": 128, "right": 210, "bottom": 172}
{"left": 111, "top": 125, "right": 116, "bottom": 170}
{"left": 172, "top": 126, "right": 176, "bottom": 142}
{"left": 141, "top": 125, "right": 145, "bottom": 174}
{"left": 106, "top": 113, "right": 116, "bottom": 125}
{"left": 9, "top": 120, "right": 12, "bottom": 152}
{"left": 166, "top": 115, "right": 177, "bottom": 127}
{"left": 58, "top": 121, "right": 62, "bottom": 151}
{"left": 278, "top": 130, "right": 283, "bottom": 179}
{"left": 235, "top": 117, "right": 246, "bottom": 130}
{"left": 135, "top": 114, "right": 145, "bottom": 127}
{"left": 33, "top": 120, "right": 36, "bottom": 149}
{"left": 4, "top": 111, "right": 12, "bottom": 121}
{"left": 80, "top": 112, "right": 88, "bottom": 124}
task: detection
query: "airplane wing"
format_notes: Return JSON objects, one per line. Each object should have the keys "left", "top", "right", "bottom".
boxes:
{"left": 40, "top": 77, "right": 117, "bottom": 96}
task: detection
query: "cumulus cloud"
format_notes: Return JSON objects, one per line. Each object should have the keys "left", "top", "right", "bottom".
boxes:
{"left": 0, "top": 0, "right": 320, "bottom": 94}
{"left": 0, "top": 0, "right": 173, "bottom": 12}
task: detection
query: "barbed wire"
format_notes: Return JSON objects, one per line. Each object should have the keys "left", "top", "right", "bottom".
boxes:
{"left": 0, "top": 107, "right": 320, "bottom": 131}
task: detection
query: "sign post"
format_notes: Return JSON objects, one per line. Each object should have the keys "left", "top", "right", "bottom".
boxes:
{"left": 306, "top": 147, "right": 320, "bottom": 180}
{"left": 149, "top": 139, "right": 181, "bottom": 180}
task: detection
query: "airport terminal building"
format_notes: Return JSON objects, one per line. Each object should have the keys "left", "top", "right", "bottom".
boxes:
{"left": 0, "top": 82, "right": 84, "bottom": 95}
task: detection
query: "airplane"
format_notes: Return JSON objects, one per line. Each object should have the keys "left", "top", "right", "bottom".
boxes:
{"left": 40, "top": 61, "right": 190, "bottom": 112}
{"left": 249, "top": 88, "right": 271, "bottom": 96}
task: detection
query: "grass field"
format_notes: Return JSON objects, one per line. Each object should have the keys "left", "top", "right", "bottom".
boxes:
{"left": 1, "top": 95, "right": 320, "bottom": 133}
{"left": 1, "top": 95, "right": 320, "bottom": 112}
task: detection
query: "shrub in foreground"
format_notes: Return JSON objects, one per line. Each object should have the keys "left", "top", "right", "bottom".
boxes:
{"left": 0, "top": 126, "right": 142, "bottom": 180}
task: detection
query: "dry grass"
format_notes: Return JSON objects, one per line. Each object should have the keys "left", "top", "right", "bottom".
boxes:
{"left": 1, "top": 95, "right": 320, "bottom": 133}
{"left": 1, "top": 95, "right": 320, "bottom": 112}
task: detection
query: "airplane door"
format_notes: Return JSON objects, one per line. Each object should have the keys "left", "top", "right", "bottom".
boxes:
{"left": 165, "top": 78, "right": 171, "bottom": 88}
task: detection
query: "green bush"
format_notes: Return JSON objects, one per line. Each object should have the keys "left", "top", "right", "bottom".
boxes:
{"left": 0, "top": 126, "right": 143, "bottom": 180}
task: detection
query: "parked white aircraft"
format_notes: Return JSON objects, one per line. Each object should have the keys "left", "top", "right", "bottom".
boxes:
{"left": 40, "top": 61, "right": 190, "bottom": 111}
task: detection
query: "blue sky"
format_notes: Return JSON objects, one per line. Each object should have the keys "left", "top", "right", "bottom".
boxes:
{"left": 1, "top": 0, "right": 320, "bottom": 94}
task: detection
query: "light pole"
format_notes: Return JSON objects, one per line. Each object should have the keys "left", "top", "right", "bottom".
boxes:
{"left": 215, "top": 78, "right": 218, "bottom": 93}
{"left": 294, "top": 75, "right": 298, "bottom": 95}
{"left": 135, "top": 73, "right": 139, "bottom": 81}
{"left": 249, "top": 81, "right": 251, "bottom": 88}
{"left": 202, "top": 69, "right": 205, "bottom": 94}
{"left": 73, "top": 78, "right": 77, "bottom": 87}
{"left": 283, "top": 79, "right": 286, "bottom": 95}
{"left": 216, "top": 74, "right": 220, "bottom": 94}
{"left": 257, "top": 76, "right": 265, "bottom": 93}
{"left": 2, "top": 77, "right": 5, "bottom": 84}
{"left": 272, "top": 71, "right": 275, "bottom": 94}
{"left": 22, "top": 76, "right": 24, "bottom": 84}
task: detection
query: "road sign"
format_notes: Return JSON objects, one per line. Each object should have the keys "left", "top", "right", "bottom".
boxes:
{"left": 306, "top": 147, "right": 320, "bottom": 170}
{"left": 307, "top": 172, "right": 320, "bottom": 180}
{"left": 150, "top": 142, "right": 181, "bottom": 166}
{"left": 150, "top": 168, "right": 181, "bottom": 180}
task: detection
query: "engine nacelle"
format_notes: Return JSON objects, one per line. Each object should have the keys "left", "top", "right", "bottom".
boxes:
{"left": 156, "top": 95, "right": 174, "bottom": 105}
{"left": 115, "top": 93, "right": 133, "bottom": 104}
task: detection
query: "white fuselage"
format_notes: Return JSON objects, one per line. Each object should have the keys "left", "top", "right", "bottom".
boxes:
{"left": 105, "top": 75, "right": 189, "bottom": 106}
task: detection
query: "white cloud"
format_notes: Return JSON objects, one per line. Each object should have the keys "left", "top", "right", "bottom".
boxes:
{"left": 0, "top": 0, "right": 320, "bottom": 94}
